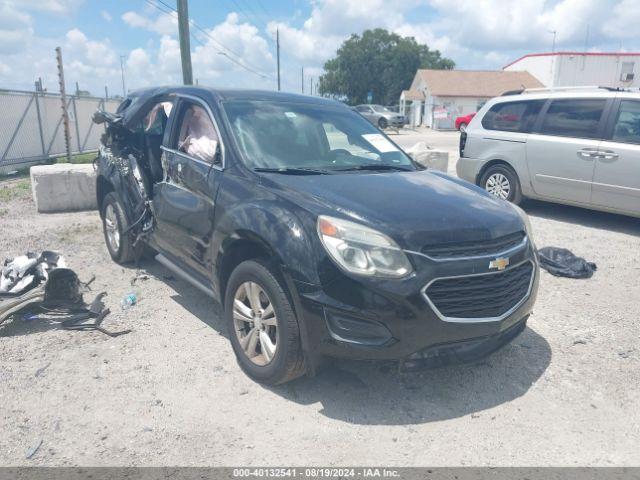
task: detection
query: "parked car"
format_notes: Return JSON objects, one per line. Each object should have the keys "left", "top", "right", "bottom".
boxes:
{"left": 457, "top": 86, "right": 640, "bottom": 218}
{"left": 94, "top": 86, "right": 538, "bottom": 385}
{"left": 354, "top": 104, "right": 407, "bottom": 129}
{"left": 455, "top": 112, "right": 476, "bottom": 132}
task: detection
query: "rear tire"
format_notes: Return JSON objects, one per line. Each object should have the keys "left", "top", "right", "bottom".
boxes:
{"left": 224, "top": 260, "right": 306, "bottom": 385}
{"left": 458, "top": 122, "right": 467, "bottom": 132}
{"left": 101, "top": 192, "right": 138, "bottom": 264}
{"left": 378, "top": 117, "right": 388, "bottom": 129}
{"left": 480, "top": 164, "right": 523, "bottom": 205}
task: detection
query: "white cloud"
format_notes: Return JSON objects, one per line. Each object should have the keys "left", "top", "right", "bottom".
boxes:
{"left": 0, "top": 2, "right": 34, "bottom": 54}
{"left": 122, "top": 10, "right": 178, "bottom": 36}
{"left": 192, "top": 13, "right": 274, "bottom": 82}
{"left": 11, "top": 0, "right": 84, "bottom": 14}
{"left": 100, "top": 10, "right": 112, "bottom": 22}
{"left": 602, "top": 0, "right": 640, "bottom": 40}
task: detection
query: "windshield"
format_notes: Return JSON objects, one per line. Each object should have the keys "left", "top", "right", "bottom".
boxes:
{"left": 223, "top": 101, "right": 414, "bottom": 172}
{"left": 371, "top": 105, "right": 391, "bottom": 113}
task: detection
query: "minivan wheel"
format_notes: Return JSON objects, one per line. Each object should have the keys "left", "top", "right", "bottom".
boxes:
{"left": 224, "top": 260, "right": 306, "bottom": 385}
{"left": 101, "top": 192, "right": 138, "bottom": 264}
{"left": 458, "top": 122, "right": 467, "bottom": 132}
{"left": 480, "top": 164, "right": 522, "bottom": 204}
{"left": 378, "top": 117, "right": 388, "bottom": 129}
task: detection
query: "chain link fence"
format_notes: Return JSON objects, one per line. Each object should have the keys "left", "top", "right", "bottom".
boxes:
{"left": 0, "top": 89, "right": 120, "bottom": 174}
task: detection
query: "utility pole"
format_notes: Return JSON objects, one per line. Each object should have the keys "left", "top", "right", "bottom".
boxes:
{"left": 276, "top": 28, "right": 281, "bottom": 91}
{"left": 301, "top": 66, "right": 304, "bottom": 94}
{"left": 55, "top": 47, "right": 72, "bottom": 163}
{"left": 105, "top": 85, "right": 109, "bottom": 100}
{"left": 120, "top": 55, "right": 126, "bottom": 96}
{"left": 177, "top": 0, "right": 193, "bottom": 85}
{"left": 309, "top": 77, "right": 313, "bottom": 95}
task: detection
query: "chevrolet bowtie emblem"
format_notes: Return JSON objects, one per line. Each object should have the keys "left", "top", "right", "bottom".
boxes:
{"left": 489, "top": 257, "right": 510, "bottom": 271}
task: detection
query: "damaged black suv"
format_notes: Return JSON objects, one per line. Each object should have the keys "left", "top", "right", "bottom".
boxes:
{"left": 94, "top": 86, "right": 539, "bottom": 385}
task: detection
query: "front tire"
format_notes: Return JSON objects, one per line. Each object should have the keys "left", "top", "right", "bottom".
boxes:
{"left": 224, "top": 260, "right": 306, "bottom": 385}
{"left": 480, "top": 164, "right": 522, "bottom": 204}
{"left": 378, "top": 117, "right": 388, "bottom": 129}
{"left": 101, "top": 192, "right": 138, "bottom": 264}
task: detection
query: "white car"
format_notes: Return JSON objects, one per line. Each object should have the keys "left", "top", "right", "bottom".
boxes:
{"left": 457, "top": 86, "right": 640, "bottom": 218}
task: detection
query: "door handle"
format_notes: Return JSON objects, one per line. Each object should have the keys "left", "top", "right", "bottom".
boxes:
{"left": 577, "top": 148, "right": 598, "bottom": 160}
{"left": 599, "top": 150, "right": 619, "bottom": 161}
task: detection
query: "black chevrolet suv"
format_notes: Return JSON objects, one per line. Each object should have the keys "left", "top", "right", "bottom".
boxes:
{"left": 94, "top": 86, "right": 539, "bottom": 385}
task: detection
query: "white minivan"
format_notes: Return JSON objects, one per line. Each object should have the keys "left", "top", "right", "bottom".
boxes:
{"left": 457, "top": 87, "right": 640, "bottom": 218}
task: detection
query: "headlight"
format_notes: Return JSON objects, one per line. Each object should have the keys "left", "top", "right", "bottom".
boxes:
{"left": 512, "top": 205, "right": 535, "bottom": 243}
{"left": 317, "top": 215, "right": 413, "bottom": 278}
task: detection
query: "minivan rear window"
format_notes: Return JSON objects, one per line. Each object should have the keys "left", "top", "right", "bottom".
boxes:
{"left": 539, "top": 99, "right": 606, "bottom": 139}
{"left": 481, "top": 100, "right": 544, "bottom": 133}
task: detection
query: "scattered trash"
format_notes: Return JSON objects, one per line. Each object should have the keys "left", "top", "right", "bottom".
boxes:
{"left": 25, "top": 439, "right": 43, "bottom": 459}
{"left": 35, "top": 362, "right": 52, "bottom": 377}
{"left": 120, "top": 292, "right": 138, "bottom": 310}
{"left": 538, "top": 247, "right": 597, "bottom": 279}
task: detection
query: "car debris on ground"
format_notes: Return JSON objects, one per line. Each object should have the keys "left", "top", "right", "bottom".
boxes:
{"left": 0, "top": 251, "right": 130, "bottom": 336}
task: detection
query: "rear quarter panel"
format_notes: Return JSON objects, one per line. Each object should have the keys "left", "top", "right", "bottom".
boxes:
{"left": 464, "top": 105, "right": 532, "bottom": 195}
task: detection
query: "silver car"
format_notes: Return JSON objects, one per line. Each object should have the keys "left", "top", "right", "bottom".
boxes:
{"left": 457, "top": 86, "right": 640, "bottom": 218}
{"left": 354, "top": 104, "right": 406, "bottom": 129}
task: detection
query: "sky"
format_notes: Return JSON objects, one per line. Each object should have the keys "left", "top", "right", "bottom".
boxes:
{"left": 0, "top": 0, "right": 638, "bottom": 97}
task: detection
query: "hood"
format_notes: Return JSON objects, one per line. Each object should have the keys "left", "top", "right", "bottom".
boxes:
{"left": 263, "top": 170, "right": 525, "bottom": 251}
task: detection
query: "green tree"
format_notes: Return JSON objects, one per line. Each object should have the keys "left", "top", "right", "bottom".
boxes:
{"left": 318, "top": 29, "right": 454, "bottom": 105}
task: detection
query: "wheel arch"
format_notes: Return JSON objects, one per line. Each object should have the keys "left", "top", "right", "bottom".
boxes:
{"left": 96, "top": 175, "right": 115, "bottom": 216}
{"left": 475, "top": 158, "right": 519, "bottom": 185}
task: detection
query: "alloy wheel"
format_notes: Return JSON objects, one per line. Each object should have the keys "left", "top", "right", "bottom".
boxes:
{"left": 233, "top": 281, "right": 278, "bottom": 366}
{"left": 104, "top": 204, "right": 120, "bottom": 252}
{"left": 485, "top": 173, "right": 511, "bottom": 200}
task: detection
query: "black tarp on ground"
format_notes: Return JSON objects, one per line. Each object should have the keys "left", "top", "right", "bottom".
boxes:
{"left": 538, "top": 247, "right": 597, "bottom": 279}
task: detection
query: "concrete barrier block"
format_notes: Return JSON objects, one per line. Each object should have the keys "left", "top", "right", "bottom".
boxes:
{"left": 30, "top": 163, "right": 97, "bottom": 213}
{"left": 405, "top": 142, "right": 449, "bottom": 172}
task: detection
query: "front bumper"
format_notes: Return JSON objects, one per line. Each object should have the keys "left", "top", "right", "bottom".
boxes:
{"left": 293, "top": 240, "right": 539, "bottom": 366}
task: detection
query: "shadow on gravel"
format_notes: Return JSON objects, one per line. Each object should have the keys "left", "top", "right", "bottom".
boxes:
{"left": 142, "top": 260, "right": 228, "bottom": 338}
{"left": 270, "top": 326, "right": 551, "bottom": 425}
{"left": 522, "top": 199, "right": 640, "bottom": 237}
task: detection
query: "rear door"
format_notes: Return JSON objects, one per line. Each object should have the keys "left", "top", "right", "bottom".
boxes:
{"left": 356, "top": 105, "right": 375, "bottom": 123}
{"left": 526, "top": 97, "right": 609, "bottom": 204}
{"left": 153, "top": 95, "right": 224, "bottom": 278}
{"left": 592, "top": 98, "right": 640, "bottom": 215}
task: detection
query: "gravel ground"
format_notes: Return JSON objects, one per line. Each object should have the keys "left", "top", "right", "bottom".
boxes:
{"left": 1, "top": 138, "right": 640, "bottom": 466}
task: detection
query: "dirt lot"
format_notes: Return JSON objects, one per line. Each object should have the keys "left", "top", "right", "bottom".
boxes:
{"left": 1, "top": 141, "right": 640, "bottom": 466}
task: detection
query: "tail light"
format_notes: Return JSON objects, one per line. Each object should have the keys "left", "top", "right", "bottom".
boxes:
{"left": 459, "top": 131, "right": 467, "bottom": 158}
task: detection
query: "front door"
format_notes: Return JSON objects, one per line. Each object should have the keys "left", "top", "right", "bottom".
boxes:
{"left": 592, "top": 99, "right": 640, "bottom": 215}
{"left": 526, "top": 98, "right": 608, "bottom": 205}
{"left": 153, "top": 96, "right": 224, "bottom": 278}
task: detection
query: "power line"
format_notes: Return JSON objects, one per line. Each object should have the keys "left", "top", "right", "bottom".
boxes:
{"left": 145, "top": 0, "right": 274, "bottom": 80}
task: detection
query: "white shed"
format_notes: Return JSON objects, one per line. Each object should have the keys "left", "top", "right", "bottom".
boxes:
{"left": 400, "top": 69, "right": 543, "bottom": 129}
{"left": 503, "top": 52, "right": 640, "bottom": 88}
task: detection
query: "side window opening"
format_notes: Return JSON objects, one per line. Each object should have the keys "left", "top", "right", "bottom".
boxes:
{"left": 481, "top": 100, "right": 544, "bottom": 133}
{"left": 612, "top": 100, "right": 640, "bottom": 144}
{"left": 172, "top": 101, "right": 221, "bottom": 165}
{"left": 538, "top": 99, "right": 606, "bottom": 139}
{"left": 141, "top": 100, "right": 173, "bottom": 185}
